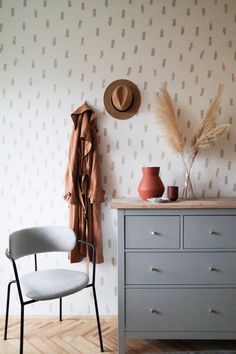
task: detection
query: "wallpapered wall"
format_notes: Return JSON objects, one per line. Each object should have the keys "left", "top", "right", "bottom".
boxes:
{"left": 0, "top": 0, "right": 236, "bottom": 316}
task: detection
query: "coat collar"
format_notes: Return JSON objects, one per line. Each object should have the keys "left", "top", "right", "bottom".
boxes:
{"left": 71, "top": 102, "right": 93, "bottom": 128}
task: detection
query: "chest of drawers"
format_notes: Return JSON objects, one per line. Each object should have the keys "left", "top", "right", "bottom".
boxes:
{"left": 111, "top": 198, "right": 236, "bottom": 354}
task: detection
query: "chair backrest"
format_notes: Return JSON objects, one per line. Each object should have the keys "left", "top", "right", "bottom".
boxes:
{"left": 8, "top": 226, "right": 77, "bottom": 260}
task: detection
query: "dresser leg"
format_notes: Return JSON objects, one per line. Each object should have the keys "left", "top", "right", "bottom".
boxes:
{"left": 118, "top": 338, "right": 125, "bottom": 354}
{"left": 118, "top": 325, "right": 125, "bottom": 354}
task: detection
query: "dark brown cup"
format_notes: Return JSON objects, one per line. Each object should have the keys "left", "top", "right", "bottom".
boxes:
{"left": 167, "top": 186, "right": 179, "bottom": 201}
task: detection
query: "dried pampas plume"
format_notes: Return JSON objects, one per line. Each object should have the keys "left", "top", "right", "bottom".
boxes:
{"left": 191, "top": 85, "right": 230, "bottom": 158}
{"left": 153, "top": 84, "right": 184, "bottom": 154}
{"left": 154, "top": 84, "right": 231, "bottom": 198}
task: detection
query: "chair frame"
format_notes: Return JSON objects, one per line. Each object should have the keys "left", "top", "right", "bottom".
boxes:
{"left": 4, "top": 238, "right": 104, "bottom": 354}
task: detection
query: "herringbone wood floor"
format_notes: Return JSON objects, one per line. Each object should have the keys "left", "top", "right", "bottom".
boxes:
{"left": 1, "top": 316, "right": 236, "bottom": 353}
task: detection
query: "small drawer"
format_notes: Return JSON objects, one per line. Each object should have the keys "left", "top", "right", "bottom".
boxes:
{"left": 126, "top": 252, "right": 236, "bottom": 285}
{"left": 125, "top": 216, "right": 180, "bottom": 249}
{"left": 184, "top": 215, "right": 236, "bottom": 249}
{"left": 126, "top": 288, "right": 236, "bottom": 332}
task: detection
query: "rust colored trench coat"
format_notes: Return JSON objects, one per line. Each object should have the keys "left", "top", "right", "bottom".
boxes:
{"left": 64, "top": 103, "right": 104, "bottom": 263}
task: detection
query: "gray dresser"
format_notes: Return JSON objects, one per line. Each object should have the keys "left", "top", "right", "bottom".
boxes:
{"left": 111, "top": 198, "right": 236, "bottom": 354}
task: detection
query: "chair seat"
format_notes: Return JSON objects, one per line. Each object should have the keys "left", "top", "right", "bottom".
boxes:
{"left": 21, "top": 269, "right": 89, "bottom": 301}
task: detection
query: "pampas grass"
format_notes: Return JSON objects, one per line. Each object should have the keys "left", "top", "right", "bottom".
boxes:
{"left": 154, "top": 84, "right": 184, "bottom": 154}
{"left": 154, "top": 84, "right": 230, "bottom": 198}
{"left": 191, "top": 85, "right": 230, "bottom": 158}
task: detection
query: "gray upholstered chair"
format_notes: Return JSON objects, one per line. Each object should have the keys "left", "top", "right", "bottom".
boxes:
{"left": 4, "top": 226, "right": 104, "bottom": 354}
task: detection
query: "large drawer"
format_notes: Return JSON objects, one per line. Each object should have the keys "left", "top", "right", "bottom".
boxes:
{"left": 125, "top": 216, "right": 180, "bottom": 249}
{"left": 126, "top": 288, "right": 236, "bottom": 332}
{"left": 126, "top": 252, "right": 236, "bottom": 285}
{"left": 184, "top": 215, "right": 236, "bottom": 249}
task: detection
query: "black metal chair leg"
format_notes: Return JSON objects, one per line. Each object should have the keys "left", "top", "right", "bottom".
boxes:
{"left": 59, "top": 297, "right": 62, "bottom": 321}
{"left": 20, "top": 304, "right": 24, "bottom": 354}
{"left": 92, "top": 285, "right": 104, "bottom": 352}
{"left": 4, "top": 280, "right": 16, "bottom": 340}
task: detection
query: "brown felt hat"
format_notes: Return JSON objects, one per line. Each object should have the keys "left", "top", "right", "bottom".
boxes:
{"left": 103, "top": 79, "right": 141, "bottom": 119}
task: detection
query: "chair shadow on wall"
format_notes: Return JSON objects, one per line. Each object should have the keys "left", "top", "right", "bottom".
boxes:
{"left": 4, "top": 226, "right": 104, "bottom": 354}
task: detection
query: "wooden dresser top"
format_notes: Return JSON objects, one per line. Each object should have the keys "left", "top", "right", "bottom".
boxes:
{"left": 110, "top": 198, "right": 236, "bottom": 209}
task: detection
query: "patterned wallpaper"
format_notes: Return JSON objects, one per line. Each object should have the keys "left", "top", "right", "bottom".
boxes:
{"left": 0, "top": 0, "right": 235, "bottom": 316}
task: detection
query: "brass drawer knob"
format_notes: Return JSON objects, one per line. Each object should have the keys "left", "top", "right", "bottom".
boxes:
{"left": 150, "top": 308, "right": 158, "bottom": 314}
{"left": 149, "top": 266, "right": 159, "bottom": 272}
{"left": 208, "top": 308, "right": 215, "bottom": 314}
{"left": 150, "top": 231, "right": 159, "bottom": 236}
{"left": 209, "top": 266, "right": 218, "bottom": 271}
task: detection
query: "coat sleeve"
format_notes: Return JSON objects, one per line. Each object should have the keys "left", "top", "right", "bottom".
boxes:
{"left": 88, "top": 118, "right": 105, "bottom": 203}
{"left": 64, "top": 129, "right": 80, "bottom": 204}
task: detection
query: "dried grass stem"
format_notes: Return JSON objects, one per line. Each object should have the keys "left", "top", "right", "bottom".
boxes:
{"left": 154, "top": 84, "right": 230, "bottom": 198}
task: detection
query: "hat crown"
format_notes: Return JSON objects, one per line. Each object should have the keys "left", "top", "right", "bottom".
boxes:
{"left": 111, "top": 85, "right": 133, "bottom": 112}
{"left": 104, "top": 79, "right": 141, "bottom": 119}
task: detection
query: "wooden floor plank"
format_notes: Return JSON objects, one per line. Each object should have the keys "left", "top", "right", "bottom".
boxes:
{"left": 1, "top": 316, "right": 236, "bottom": 353}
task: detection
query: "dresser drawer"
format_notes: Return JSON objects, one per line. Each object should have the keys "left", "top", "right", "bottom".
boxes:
{"left": 184, "top": 215, "right": 236, "bottom": 249}
{"left": 126, "top": 252, "right": 236, "bottom": 285}
{"left": 125, "top": 216, "right": 180, "bottom": 249}
{"left": 126, "top": 288, "right": 236, "bottom": 332}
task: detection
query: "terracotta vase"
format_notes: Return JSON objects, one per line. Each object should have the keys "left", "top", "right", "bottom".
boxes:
{"left": 138, "top": 167, "right": 165, "bottom": 200}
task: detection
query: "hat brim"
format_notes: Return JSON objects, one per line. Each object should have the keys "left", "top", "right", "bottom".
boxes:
{"left": 104, "top": 79, "right": 141, "bottom": 119}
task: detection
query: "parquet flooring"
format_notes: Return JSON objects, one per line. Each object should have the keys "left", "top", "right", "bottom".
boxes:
{"left": 1, "top": 316, "right": 236, "bottom": 353}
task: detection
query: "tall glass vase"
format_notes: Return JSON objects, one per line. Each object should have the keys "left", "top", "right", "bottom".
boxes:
{"left": 181, "top": 158, "right": 195, "bottom": 200}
